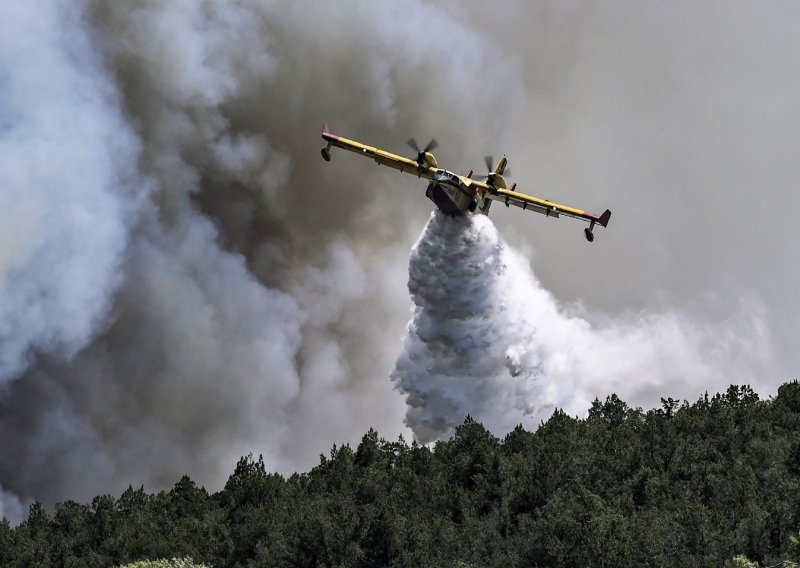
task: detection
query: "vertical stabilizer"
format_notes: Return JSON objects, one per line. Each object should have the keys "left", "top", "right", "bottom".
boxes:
{"left": 494, "top": 155, "right": 508, "bottom": 175}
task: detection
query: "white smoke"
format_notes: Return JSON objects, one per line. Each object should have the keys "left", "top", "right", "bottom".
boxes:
{"left": 0, "top": 486, "right": 25, "bottom": 527}
{"left": 0, "top": 1, "right": 142, "bottom": 382}
{"left": 393, "top": 212, "right": 772, "bottom": 442}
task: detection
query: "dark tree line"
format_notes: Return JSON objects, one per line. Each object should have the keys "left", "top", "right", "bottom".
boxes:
{"left": 4, "top": 382, "right": 800, "bottom": 567}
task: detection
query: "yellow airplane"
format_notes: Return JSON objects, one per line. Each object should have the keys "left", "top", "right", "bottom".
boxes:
{"left": 320, "top": 124, "right": 611, "bottom": 242}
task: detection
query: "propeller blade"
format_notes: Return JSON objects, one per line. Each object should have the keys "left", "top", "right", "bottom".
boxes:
{"left": 484, "top": 156, "right": 494, "bottom": 172}
{"left": 423, "top": 139, "right": 438, "bottom": 153}
{"left": 407, "top": 138, "right": 420, "bottom": 153}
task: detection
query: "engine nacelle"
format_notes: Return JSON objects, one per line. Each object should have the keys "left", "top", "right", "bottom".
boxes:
{"left": 487, "top": 172, "right": 507, "bottom": 189}
{"left": 422, "top": 152, "right": 438, "bottom": 168}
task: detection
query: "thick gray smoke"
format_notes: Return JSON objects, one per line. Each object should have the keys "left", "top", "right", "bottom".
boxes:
{"left": 0, "top": 0, "right": 143, "bottom": 520}
{"left": 0, "top": 0, "right": 795, "bottom": 523}
{"left": 0, "top": 0, "right": 516, "bottom": 518}
{"left": 393, "top": 212, "right": 771, "bottom": 442}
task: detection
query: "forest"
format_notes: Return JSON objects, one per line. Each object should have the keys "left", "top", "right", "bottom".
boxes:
{"left": 3, "top": 382, "right": 800, "bottom": 567}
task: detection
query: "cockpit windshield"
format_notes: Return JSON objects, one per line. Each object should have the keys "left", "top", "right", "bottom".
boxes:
{"left": 434, "top": 170, "right": 460, "bottom": 184}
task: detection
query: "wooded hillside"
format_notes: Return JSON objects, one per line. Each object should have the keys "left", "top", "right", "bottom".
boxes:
{"left": 3, "top": 382, "right": 800, "bottom": 567}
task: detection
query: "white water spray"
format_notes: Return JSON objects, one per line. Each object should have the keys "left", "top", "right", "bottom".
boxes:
{"left": 393, "top": 211, "right": 771, "bottom": 443}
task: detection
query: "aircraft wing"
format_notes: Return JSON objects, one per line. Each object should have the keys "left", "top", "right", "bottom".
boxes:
{"left": 487, "top": 186, "right": 611, "bottom": 229}
{"left": 321, "top": 124, "right": 435, "bottom": 179}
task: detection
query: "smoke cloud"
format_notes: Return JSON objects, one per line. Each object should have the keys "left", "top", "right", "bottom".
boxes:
{"left": 0, "top": 0, "right": 795, "bottom": 522}
{"left": 1, "top": 0, "right": 513, "bottom": 515}
{"left": 0, "top": 1, "right": 141, "bottom": 383}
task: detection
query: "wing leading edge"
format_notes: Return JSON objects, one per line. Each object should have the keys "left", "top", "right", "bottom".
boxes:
{"left": 321, "top": 124, "right": 435, "bottom": 180}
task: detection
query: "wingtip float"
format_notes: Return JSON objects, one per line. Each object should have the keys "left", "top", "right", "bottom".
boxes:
{"left": 321, "top": 124, "right": 611, "bottom": 242}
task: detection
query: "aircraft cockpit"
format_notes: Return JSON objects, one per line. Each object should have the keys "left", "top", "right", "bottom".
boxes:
{"left": 433, "top": 170, "right": 461, "bottom": 185}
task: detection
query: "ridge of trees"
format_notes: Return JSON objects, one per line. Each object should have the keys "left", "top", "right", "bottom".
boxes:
{"left": 118, "top": 560, "right": 209, "bottom": 568}
{"left": 3, "top": 382, "right": 800, "bottom": 567}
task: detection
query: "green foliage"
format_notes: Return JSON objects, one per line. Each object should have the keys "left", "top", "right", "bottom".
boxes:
{"left": 731, "top": 554, "right": 759, "bottom": 568}
{"left": 5, "top": 382, "right": 800, "bottom": 566}
{"left": 118, "top": 559, "right": 210, "bottom": 568}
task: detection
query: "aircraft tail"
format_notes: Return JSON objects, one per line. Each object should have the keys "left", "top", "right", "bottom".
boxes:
{"left": 494, "top": 155, "right": 508, "bottom": 175}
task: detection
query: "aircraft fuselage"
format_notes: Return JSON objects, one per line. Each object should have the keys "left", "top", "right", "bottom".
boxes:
{"left": 425, "top": 170, "right": 489, "bottom": 217}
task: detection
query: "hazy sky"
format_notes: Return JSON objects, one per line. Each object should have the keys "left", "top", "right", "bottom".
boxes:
{"left": 1, "top": 0, "right": 798, "bottom": 519}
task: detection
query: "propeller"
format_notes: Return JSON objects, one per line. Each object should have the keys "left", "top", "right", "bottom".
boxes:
{"left": 407, "top": 138, "right": 438, "bottom": 164}
{"left": 475, "top": 155, "right": 510, "bottom": 182}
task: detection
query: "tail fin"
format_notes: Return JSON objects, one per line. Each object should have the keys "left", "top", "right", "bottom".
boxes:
{"left": 495, "top": 155, "right": 508, "bottom": 175}
{"left": 597, "top": 209, "right": 611, "bottom": 228}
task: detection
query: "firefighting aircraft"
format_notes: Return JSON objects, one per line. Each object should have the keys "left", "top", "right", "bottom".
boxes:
{"left": 320, "top": 124, "right": 611, "bottom": 242}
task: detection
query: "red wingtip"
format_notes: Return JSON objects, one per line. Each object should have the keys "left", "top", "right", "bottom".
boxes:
{"left": 589, "top": 209, "right": 612, "bottom": 227}
{"left": 321, "top": 123, "right": 339, "bottom": 141}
